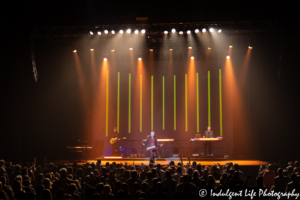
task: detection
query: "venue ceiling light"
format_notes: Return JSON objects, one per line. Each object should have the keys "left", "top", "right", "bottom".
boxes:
{"left": 97, "top": 31, "right": 101, "bottom": 35}
{"left": 229, "top": 46, "right": 233, "bottom": 48}
{"left": 164, "top": 30, "right": 168, "bottom": 34}
{"left": 171, "top": 28, "right": 176, "bottom": 33}
{"left": 218, "top": 29, "right": 222, "bottom": 33}
{"left": 104, "top": 30, "right": 108, "bottom": 34}
{"left": 138, "top": 57, "right": 142, "bottom": 60}
{"left": 195, "top": 29, "right": 199, "bottom": 33}
{"left": 248, "top": 46, "right": 253, "bottom": 49}
{"left": 119, "top": 30, "right": 124, "bottom": 34}
{"left": 90, "top": 49, "right": 94, "bottom": 51}
{"left": 90, "top": 31, "right": 94, "bottom": 35}
{"left": 127, "top": 29, "right": 131, "bottom": 33}
{"left": 111, "top": 30, "right": 115, "bottom": 34}
{"left": 103, "top": 58, "right": 107, "bottom": 61}
{"left": 179, "top": 31, "right": 183, "bottom": 35}
{"left": 134, "top": 30, "right": 139, "bottom": 34}
{"left": 141, "top": 29, "right": 146, "bottom": 34}
{"left": 226, "top": 56, "right": 230, "bottom": 59}
{"left": 149, "top": 49, "right": 153, "bottom": 51}
{"left": 209, "top": 28, "right": 214, "bottom": 32}
{"left": 208, "top": 47, "right": 212, "bottom": 50}
{"left": 129, "top": 48, "right": 133, "bottom": 50}
{"left": 111, "top": 49, "right": 115, "bottom": 52}
{"left": 188, "top": 46, "right": 192, "bottom": 49}
{"left": 73, "top": 50, "right": 77, "bottom": 53}
{"left": 169, "top": 49, "right": 173, "bottom": 51}
{"left": 191, "top": 56, "right": 194, "bottom": 59}
{"left": 187, "top": 30, "right": 191, "bottom": 34}
{"left": 202, "top": 28, "right": 206, "bottom": 32}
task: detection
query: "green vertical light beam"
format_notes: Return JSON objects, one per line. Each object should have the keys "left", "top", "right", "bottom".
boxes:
{"left": 185, "top": 74, "right": 188, "bottom": 132}
{"left": 151, "top": 76, "right": 153, "bottom": 130}
{"left": 219, "top": 69, "right": 223, "bottom": 136}
{"left": 196, "top": 73, "right": 199, "bottom": 133}
{"left": 162, "top": 76, "right": 165, "bottom": 130}
{"left": 117, "top": 72, "right": 120, "bottom": 133}
{"left": 174, "top": 75, "right": 176, "bottom": 131}
{"left": 208, "top": 71, "right": 211, "bottom": 127}
{"left": 128, "top": 73, "right": 131, "bottom": 133}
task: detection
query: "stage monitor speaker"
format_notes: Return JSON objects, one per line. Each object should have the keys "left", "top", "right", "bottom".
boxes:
{"left": 93, "top": 140, "right": 104, "bottom": 158}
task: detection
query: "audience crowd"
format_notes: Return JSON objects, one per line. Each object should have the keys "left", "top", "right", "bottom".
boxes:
{"left": 1, "top": 158, "right": 300, "bottom": 200}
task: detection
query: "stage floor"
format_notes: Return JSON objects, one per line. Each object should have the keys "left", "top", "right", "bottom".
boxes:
{"left": 65, "top": 157, "right": 268, "bottom": 166}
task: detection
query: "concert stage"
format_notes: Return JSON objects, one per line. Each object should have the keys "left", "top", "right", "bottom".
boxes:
{"left": 66, "top": 157, "right": 268, "bottom": 166}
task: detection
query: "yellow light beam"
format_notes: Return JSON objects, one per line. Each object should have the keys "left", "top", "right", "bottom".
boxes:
{"left": 151, "top": 76, "right": 154, "bottom": 130}
{"left": 128, "top": 73, "right": 131, "bottom": 133}
{"left": 174, "top": 75, "right": 176, "bottom": 131}
{"left": 219, "top": 69, "right": 223, "bottom": 136}
{"left": 185, "top": 74, "right": 188, "bottom": 131}
{"left": 208, "top": 71, "right": 211, "bottom": 127}
{"left": 106, "top": 71, "right": 109, "bottom": 137}
{"left": 117, "top": 72, "right": 120, "bottom": 133}
{"left": 196, "top": 73, "right": 199, "bottom": 133}
{"left": 140, "top": 75, "right": 142, "bottom": 132}
{"left": 162, "top": 76, "right": 165, "bottom": 130}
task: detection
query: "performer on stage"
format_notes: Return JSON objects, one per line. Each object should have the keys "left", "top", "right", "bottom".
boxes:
{"left": 111, "top": 127, "right": 120, "bottom": 156}
{"left": 143, "top": 131, "right": 162, "bottom": 164}
{"left": 203, "top": 126, "right": 214, "bottom": 157}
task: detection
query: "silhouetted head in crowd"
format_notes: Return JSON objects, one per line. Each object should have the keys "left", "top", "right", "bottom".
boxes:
{"left": 131, "top": 170, "right": 138, "bottom": 179}
{"left": 41, "top": 189, "right": 53, "bottom": 200}
{"left": 59, "top": 168, "right": 67, "bottom": 179}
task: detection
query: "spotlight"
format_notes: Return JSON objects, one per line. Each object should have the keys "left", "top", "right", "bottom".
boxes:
{"left": 111, "top": 49, "right": 115, "bottom": 52}
{"left": 138, "top": 57, "right": 142, "bottom": 61}
{"left": 209, "top": 28, "right": 214, "bottom": 32}
{"left": 141, "top": 29, "right": 146, "bottom": 34}
{"left": 191, "top": 56, "right": 194, "bottom": 59}
{"left": 218, "top": 29, "right": 222, "bottom": 33}
{"left": 73, "top": 50, "right": 77, "bottom": 53}
{"left": 103, "top": 58, "right": 107, "bottom": 61}
{"left": 90, "top": 31, "right": 94, "bottom": 35}
{"left": 104, "top": 30, "right": 108, "bottom": 34}
{"left": 97, "top": 31, "right": 101, "bottom": 35}
{"left": 169, "top": 49, "right": 173, "bottom": 51}
{"left": 149, "top": 49, "right": 153, "bottom": 51}
{"left": 202, "top": 28, "right": 206, "bottom": 33}
{"left": 134, "top": 30, "right": 139, "bottom": 34}
{"left": 229, "top": 46, "right": 233, "bottom": 48}
{"left": 195, "top": 29, "right": 199, "bottom": 33}
{"left": 90, "top": 49, "right": 94, "bottom": 51}
{"left": 226, "top": 56, "right": 230, "bottom": 59}
{"left": 179, "top": 31, "right": 183, "bottom": 35}
{"left": 126, "top": 29, "right": 131, "bottom": 33}
{"left": 111, "top": 30, "right": 115, "bottom": 34}
{"left": 208, "top": 47, "right": 212, "bottom": 50}
{"left": 188, "top": 46, "right": 192, "bottom": 49}
{"left": 119, "top": 30, "right": 124, "bottom": 34}
{"left": 171, "top": 28, "right": 176, "bottom": 33}
{"left": 129, "top": 48, "right": 133, "bottom": 50}
{"left": 164, "top": 30, "right": 168, "bottom": 34}
{"left": 187, "top": 30, "right": 191, "bottom": 34}
{"left": 248, "top": 46, "right": 253, "bottom": 49}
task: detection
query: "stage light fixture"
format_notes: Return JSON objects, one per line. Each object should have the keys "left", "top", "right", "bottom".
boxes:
{"left": 138, "top": 57, "right": 142, "bottom": 60}
{"left": 73, "top": 50, "right": 77, "bottom": 53}
{"left": 229, "top": 46, "right": 233, "bottom": 48}
{"left": 90, "top": 49, "right": 94, "bottom": 51}
{"left": 195, "top": 29, "right": 199, "bottom": 33}
{"left": 248, "top": 46, "right": 253, "bottom": 49}
{"left": 149, "top": 49, "right": 153, "bottom": 51}
{"left": 179, "top": 31, "right": 183, "bottom": 35}
{"left": 111, "top": 49, "right": 115, "bottom": 52}
{"left": 208, "top": 47, "right": 212, "bottom": 50}
{"left": 141, "top": 29, "right": 146, "bottom": 34}
{"left": 209, "top": 28, "right": 214, "bottom": 32}
{"left": 134, "top": 30, "right": 139, "bottom": 34}
{"left": 226, "top": 56, "right": 230, "bottom": 59}
{"left": 164, "top": 30, "right": 168, "bottom": 34}
{"left": 104, "top": 58, "right": 107, "bottom": 61}
{"left": 218, "top": 29, "right": 222, "bottom": 33}
{"left": 169, "top": 49, "right": 173, "bottom": 51}
{"left": 191, "top": 56, "right": 194, "bottom": 59}
{"left": 90, "top": 31, "right": 94, "bottom": 35}
{"left": 202, "top": 28, "right": 206, "bottom": 33}
{"left": 104, "top": 30, "right": 108, "bottom": 34}
{"left": 187, "top": 30, "right": 191, "bottom": 34}
{"left": 129, "top": 48, "right": 133, "bottom": 50}
{"left": 188, "top": 46, "right": 192, "bottom": 49}
{"left": 171, "top": 28, "right": 176, "bottom": 33}
{"left": 126, "top": 29, "right": 131, "bottom": 33}
{"left": 119, "top": 29, "right": 124, "bottom": 34}
{"left": 97, "top": 31, "right": 101, "bottom": 35}
{"left": 111, "top": 30, "right": 115, "bottom": 34}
